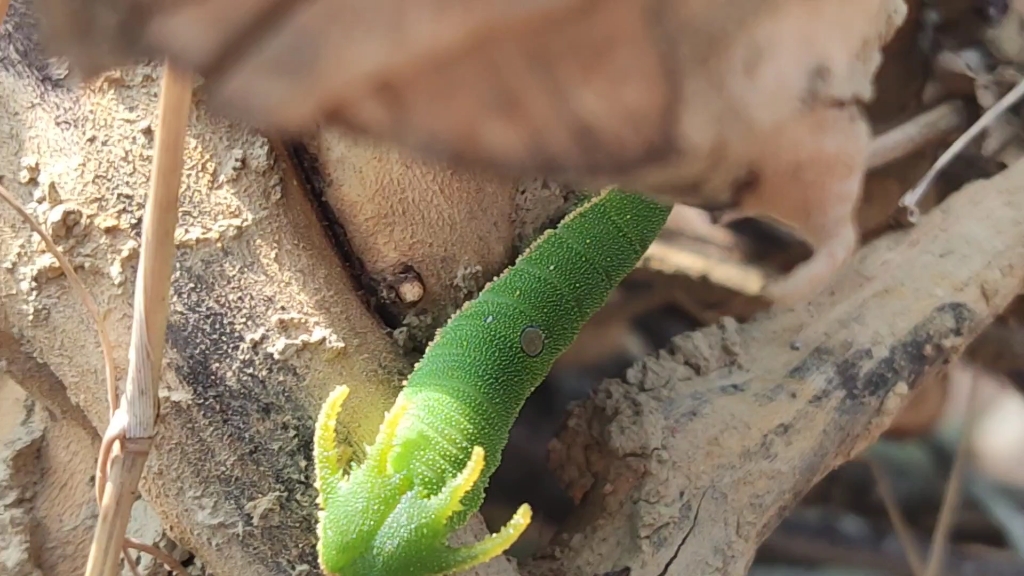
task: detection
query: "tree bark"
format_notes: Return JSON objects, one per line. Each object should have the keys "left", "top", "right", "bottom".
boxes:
{"left": 522, "top": 158, "right": 1024, "bottom": 576}
{"left": 4, "top": 1, "right": 1023, "bottom": 575}
{"left": 0, "top": 2, "right": 526, "bottom": 574}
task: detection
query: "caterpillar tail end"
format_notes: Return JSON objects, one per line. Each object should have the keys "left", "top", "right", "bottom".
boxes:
{"left": 444, "top": 502, "right": 532, "bottom": 574}
{"left": 429, "top": 446, "right": 532, "bottom": 574}
{"left": 315, "top": 385, "right": 352, "bottom": 576}
{"left": 314, "top": 385, "right": 352, "bottom": 501}
{"left": 315, "top": 407, "right": 529, "bottom": 575}
{"left": 433, "top": 445, "right": 486, "bottom": 519}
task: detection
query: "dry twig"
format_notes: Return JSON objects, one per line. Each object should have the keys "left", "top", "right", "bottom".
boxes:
{"left": 84, "top": 59, "right": 192, "bottom": 576}
{"left": 966, "top": 471, "right": 1024, "bottom": 557}
{"left": 639, "top": 236, "right": 767, "bottom": 296}
{"left": 123, "top": 555, "right": 143, "bottom": 576}
{"left": 0, "top": 0, "right": 118, "bottom": 417}
{"left": 923, "top": 375, "right": 982, "bottom": 576}
{"left": 0, "top": 97, "right": 190, "bottom": 576}
{"left": 867, "top": 457, "right": 927, "bottom": 576}
{"left": 868, "top": 100, "right": 969, "bottom": 169}
{"left": 642, "top": 100, "right": 970, "bottom": 290}
{"left": 0, "top": 186, "right": 118, "bottom": 414}
{"left": 0, "top": 161, "right": 166, "bottom": 576}
{"left": 897, "top": 78, "right": 1024, "bottom": 225}
{"left": 124, "top": 537, "right": 191, "bottom": 576}
{"left": 760, "top": 524, "right": 1024, "bottom": 576}
{"left": 0, "top": 10, "right": 188, "bottom": 573}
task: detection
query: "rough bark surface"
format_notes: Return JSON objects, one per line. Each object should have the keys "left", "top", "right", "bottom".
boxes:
{"left": 0, "top": 371, "right": 175, "bottom": 576}
{"left": 0, "top": 376, "right": 46, "bottom": 576}
{"left": 5, "top": 0, "right": 1019, "bottom": 575}
{"left": 0, "top": 2, "right": 527, "bottom": 574}
{"left": 0, "top": 2, "right": 558, "bottom": 574}
{"left": 523, "top": 159, "right": 1024, "bottom": 576}
{"left": 311, "top": 130, "right": 570, "bottom": 348}
{"left": 0, "top": 337, "right": 98, "bottom": 576}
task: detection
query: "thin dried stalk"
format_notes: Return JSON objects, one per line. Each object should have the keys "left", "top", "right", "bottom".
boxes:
{"left": 640, "top": 237, "right": 767, "bottom": 296}
{"left": 0, "top": 72, "right": 188, "bottom": 576}
{"left": 923, "top": 373, "right": 981, "bottom": 576}
{"left": 0, "top": 0, "right": 118, "bottom": 410}
{"left": 966, "top": 471, "right": 1024, "bottom": 557}
{"left": 643, "top": 102, "right": 969, "bottom": 286}
{"left": 84, "top": 59, "right": 192, "bottom": 576}
{"left": 0, "top": 185, "right": 118, "bottom": 412}
{"left": 899, "top": 78, "right": 1024, "bottom": 223}
{"left": 867, "top": 457, "right": 926, "bottom": 576}
{"left": 124, "top": 537, "right": 190, "bottom": 576}
{"left": 868, "top": 100, "right": 969, "bottom": 169}
{"left": 123, "top": 548, "right": 143, "bottom": 576}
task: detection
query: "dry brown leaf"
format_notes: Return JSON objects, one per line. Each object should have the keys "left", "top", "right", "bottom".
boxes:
{"left": 987, "top": 0, "right": 1024, "bottom": 63}
{"left": 34, "top": 0, "right": 907, "bottom": 305}
{"left": 38, "top": 1, "right": 900, "bottom": 197}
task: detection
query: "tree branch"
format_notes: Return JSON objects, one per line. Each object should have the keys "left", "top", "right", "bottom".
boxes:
{"left": 525, "top": 158, "right": 1024, "bottom": 576}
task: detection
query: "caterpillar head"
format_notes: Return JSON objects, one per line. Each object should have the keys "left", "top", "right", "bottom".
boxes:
{"left": 313, "top": 386, "right": 532, "bottom": 576}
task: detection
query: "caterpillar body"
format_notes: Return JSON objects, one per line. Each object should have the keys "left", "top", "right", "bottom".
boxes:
{"left": 314, "top": 189, "right": 671, "bottom": 575}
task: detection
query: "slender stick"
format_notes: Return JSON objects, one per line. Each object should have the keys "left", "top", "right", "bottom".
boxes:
{"left": 640, "top": 237, "right": 767, "bottom": 296}
{"left": 867, "top": 457, "right": 926, "bottom": 576}
{"left": 124, "top": 537, "right": 191, "bottom": 576}
{"left": 868, "top": 100, "right": 968, "bottom": 170}
{"left": 0, "top": 184, "right": 118, "bottom": 413}
{"left": 643, "top": 100, "right": 969, "bottom": 287}
{"left": 966, "top": 471, "right": 1024, "bottom": 557}
{"left": 84, "top": 59, "right": 192, "bottom": 576}
{"left": 923, "top": 372, "right": 981, "bottom": 576}
{"left": 897, "top": 79, "right": 1024, "bottom": 224}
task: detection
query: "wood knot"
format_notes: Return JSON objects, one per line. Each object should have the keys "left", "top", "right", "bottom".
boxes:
{"left": 396, "top": 277, "right": 425, "bottom": 304}
{"left": 384, "top": 265, "right": 425, "bottom": 304}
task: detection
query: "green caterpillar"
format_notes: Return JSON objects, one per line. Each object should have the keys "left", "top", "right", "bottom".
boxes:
{"left": 314, "top": 189, "right": 671, "bottom": 575}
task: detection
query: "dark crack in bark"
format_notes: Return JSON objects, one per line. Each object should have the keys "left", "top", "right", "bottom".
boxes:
{"left": 657, "top": 487, "right": 710, "bottom": 576}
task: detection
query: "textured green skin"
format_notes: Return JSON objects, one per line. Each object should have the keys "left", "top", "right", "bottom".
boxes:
{"left": 317, "top": 189, "right": 671, "bottom": 575}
